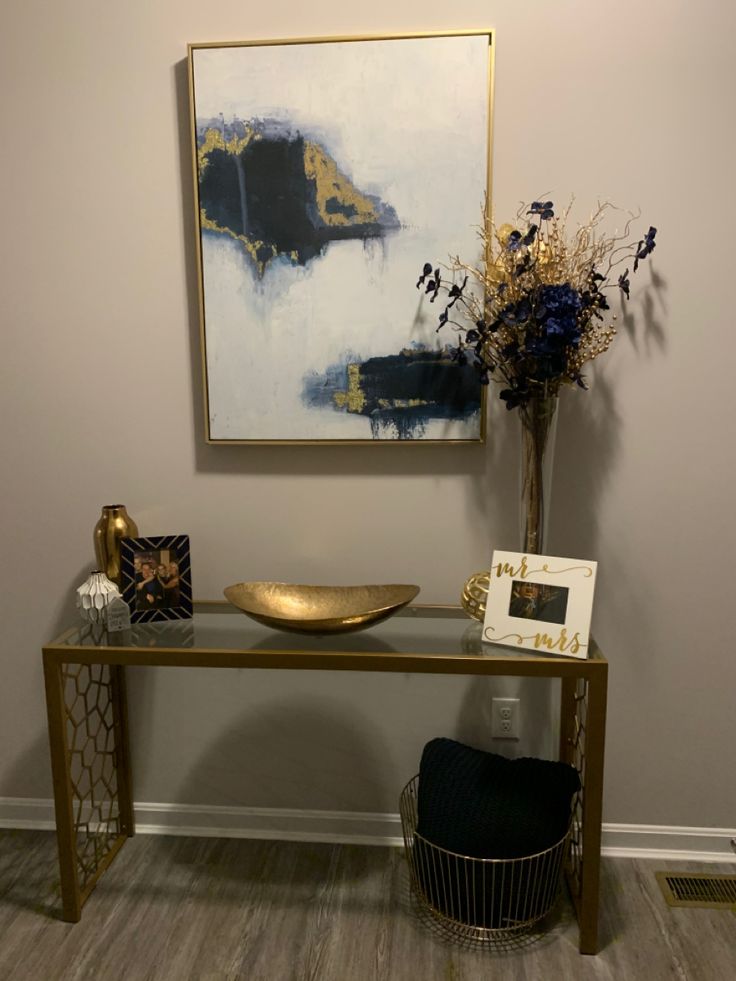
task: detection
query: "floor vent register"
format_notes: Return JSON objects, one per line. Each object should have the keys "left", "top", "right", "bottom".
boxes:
{"left": 655, "top": 872, "right": 736, "bottom": 910}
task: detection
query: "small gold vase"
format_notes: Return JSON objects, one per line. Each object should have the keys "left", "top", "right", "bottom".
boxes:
{"left": 93, "top": 505, "right": 139, "bottom": 586}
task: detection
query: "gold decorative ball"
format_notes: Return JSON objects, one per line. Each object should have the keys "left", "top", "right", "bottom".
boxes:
{"left": 461, "top": 570, "right": 491, "bottom": 622}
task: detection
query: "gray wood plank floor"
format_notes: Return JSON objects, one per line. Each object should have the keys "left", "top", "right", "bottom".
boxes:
{"left": 0, "top": 830, "right": 734, "bottom": 980}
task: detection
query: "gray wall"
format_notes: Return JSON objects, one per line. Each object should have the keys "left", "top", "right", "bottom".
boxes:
{"left": 2, "top": 0, "right": 734, "bottom": 829}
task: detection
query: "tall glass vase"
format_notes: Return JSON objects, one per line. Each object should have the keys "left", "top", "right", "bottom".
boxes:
{"left": 518, "top": 395, "right": 559, "bottom": 555}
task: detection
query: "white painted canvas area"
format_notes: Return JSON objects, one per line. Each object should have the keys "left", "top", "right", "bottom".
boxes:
{"left": 191, "top": 34, "right": 491, "bottom": 441}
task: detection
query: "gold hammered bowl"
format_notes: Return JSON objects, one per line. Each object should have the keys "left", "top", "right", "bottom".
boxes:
{"left": 223, "top": 581, "right": 421, "bottom": 634}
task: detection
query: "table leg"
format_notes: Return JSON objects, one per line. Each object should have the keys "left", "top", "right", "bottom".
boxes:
{"left": 43, "top": 655, "right": 134, "bottom": 922}
{"left": 110, "top": 665, "right": 134, "bottom": 837}
{"left": 559, "top": 676, "right": 577, "bottom": 763}
{"left": 577, "top": 669, "right": 607, "bottom": 955}
{"left": 43, "top": 655, "right": 82, "bottom": 922}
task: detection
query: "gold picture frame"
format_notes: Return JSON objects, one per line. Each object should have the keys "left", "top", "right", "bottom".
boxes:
{"left": 187, "top": 31, "right": 495, "bottom": 444}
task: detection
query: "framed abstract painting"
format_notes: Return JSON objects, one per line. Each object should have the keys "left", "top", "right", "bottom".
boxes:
{"left": 188, "top": 31, "right": 494, "bottom": 443}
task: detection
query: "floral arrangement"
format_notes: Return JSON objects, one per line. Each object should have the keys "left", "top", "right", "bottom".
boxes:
{"left": 416, "top": 199, "right": 657, "bottom": 410}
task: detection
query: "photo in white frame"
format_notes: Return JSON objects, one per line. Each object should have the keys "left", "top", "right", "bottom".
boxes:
{"left": 482, "top": 550, "right": 597, "bottom": 659}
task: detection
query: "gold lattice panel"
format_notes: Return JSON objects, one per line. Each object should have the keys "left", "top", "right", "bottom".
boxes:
{"left": 565, "top": 678, "right": 588, "bottom": 898}
{"left": 62, "top": 663, "right": 121, "bottom": 889}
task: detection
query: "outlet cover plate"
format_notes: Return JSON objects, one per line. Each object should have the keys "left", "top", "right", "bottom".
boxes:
{"left": 491, "top": 697, "right": 520, "bottom": 739}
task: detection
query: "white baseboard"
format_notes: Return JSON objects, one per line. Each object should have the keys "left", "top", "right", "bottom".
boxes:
{"left": 0, "top": 798, "right": 55, "bottom": 831}
{"left": 1, "top": 797, "right": 734, "bottom": 862}
{"left": 134, "top": 801, "right": 400, "bottom": 847}
{"left": 0, "top": 797, "right": 401, "bottom": 848}
{"left": 599, "top": 822, "right": 736, "bottom": 862}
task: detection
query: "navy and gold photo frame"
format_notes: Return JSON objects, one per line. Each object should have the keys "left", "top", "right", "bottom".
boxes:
{"left": 188, "top": 31, "right": 494, "bottom": 443}
{"left": 120, "top": 535, "right": 192, "bottom": 622}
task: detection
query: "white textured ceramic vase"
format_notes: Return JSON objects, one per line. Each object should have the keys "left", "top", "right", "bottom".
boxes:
{"left": 76, "top": 570, "right": 121, "bottom": 624}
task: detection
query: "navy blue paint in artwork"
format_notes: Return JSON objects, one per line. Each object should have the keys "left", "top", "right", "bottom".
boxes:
{"left": 325, "top": 197, "right": 357, "bottom": 218}
{"left": 242, "top": 134, "right": 323, "bottom": 262}
{"left": 197, "top": 118, "right": 400, "bottom": 273}
{"left": 302, "top": 349, "right": 482, "bottom": 439}
{"left": 198, "top": 147, "right": 246, "bottom": 235}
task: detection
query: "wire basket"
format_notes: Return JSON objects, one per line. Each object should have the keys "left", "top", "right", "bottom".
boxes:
{"left": 399, "top": 775, "right": 571, "bottom": 944}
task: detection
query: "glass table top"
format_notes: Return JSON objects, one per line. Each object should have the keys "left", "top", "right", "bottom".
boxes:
{"left": 47, "top": 603, "right": 603, "bottom": 665}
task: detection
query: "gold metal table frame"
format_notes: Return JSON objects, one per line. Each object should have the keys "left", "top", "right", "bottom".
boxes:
{"left": 42, "top": 603, "right": 607, "bottom": 954}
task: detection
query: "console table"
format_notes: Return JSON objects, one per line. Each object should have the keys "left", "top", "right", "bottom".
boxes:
{"left": 42, "top": 603, "right": 607, "bottom": 953}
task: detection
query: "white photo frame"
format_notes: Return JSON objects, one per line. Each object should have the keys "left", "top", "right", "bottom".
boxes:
{"left": 482, "top": 550, "right": 597, "bottom": 659}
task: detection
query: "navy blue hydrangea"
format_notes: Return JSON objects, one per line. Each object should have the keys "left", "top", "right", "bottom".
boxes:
{"left": 521, "top": 284, "right": 584, "bottom": 384}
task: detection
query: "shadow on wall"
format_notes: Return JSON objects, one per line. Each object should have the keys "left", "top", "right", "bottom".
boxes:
{"left": 454, "top": 674, "right": 559, "bottom": 763}
{"left": 0, "top": 575, "right": 83, "bottom": 799}
{"left": 550, "top": 264, "right": 668, "bottom": 696}
{"left": 620, "top": 264, "right": 667, "bottom": 357}
{"left": 51, "top": 570, "right": 84, "bottom": 637}
{"left": 553, "top": 260, "right": 667, "bottom": 562}
{"left": 0, "top": 733, "right": 52, "bottom": 800}
{"left": 127, "top": 677, "right": 396, "bottom": 813}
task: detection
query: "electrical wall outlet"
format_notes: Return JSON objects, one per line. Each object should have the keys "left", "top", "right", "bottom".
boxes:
{"left": 491, "top": 697, "right": 520, "bottom": 739}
